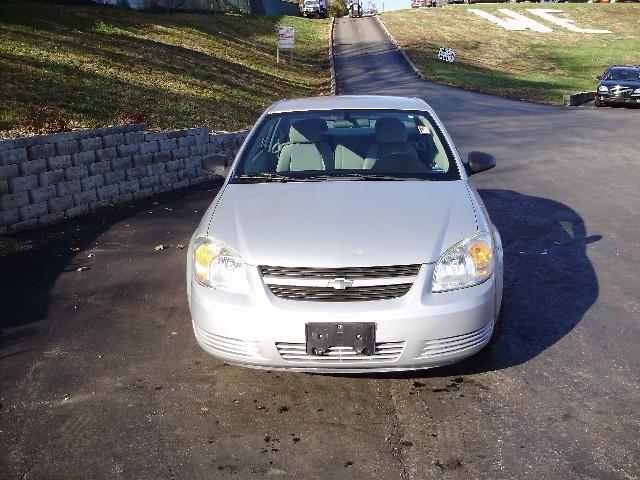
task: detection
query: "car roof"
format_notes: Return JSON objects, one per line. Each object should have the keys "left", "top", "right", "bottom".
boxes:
{"left": 266, "top": 95, "right": 430, "bottom": 114}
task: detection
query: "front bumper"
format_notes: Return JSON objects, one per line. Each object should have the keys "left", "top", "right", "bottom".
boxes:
{"left": 597, "top": 94, "right": 640, "bottom": 105}
{"left": 189, "top": 263, "right": 501, "bottom": 372}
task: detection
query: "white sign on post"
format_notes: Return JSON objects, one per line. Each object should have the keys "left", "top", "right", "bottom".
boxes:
{"left": 277, "top": 26, "right": 295, "bottom": 63}
{"left": 437, "top": 48, "right": 456, "bottom": 63}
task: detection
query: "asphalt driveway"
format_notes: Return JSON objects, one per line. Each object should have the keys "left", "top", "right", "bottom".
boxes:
{"left": 1, "top": 15, "right": 639, "bottom": 480}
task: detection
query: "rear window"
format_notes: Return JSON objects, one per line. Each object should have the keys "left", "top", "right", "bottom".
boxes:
{"left": 232, "top": 109, "right": 460, "bottom": 182}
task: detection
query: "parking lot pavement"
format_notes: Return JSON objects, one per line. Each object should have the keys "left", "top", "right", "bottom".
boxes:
{"left": 1, "top": 16, "right": 639, "bottom": 480}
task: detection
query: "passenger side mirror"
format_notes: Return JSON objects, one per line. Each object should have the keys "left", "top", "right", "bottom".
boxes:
{"left": 596, "top": 75, "right": 602, "bottom": 80}
{"left": 201, "top": 154, "right": 229, "bottom": 176}
{"left": 466, "top": 151, "right": 496, "bottom": 176}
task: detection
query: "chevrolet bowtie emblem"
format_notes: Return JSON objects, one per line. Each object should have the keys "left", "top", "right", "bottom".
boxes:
{"left": 328, "top": 278, "right": 353, "bottom": 290}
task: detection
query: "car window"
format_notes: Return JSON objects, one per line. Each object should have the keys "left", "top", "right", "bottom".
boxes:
{"left": 605, "top": 68, "right": 640, "bottom": 81}
{"left": 235, "top": 109, "right": 460, "bottom": 181}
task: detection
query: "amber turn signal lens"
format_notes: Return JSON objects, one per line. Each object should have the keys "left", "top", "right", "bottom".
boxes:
{"left": 469, "top": 241, "right": 492, "bottom": 271}
{"left": 194, "top": 243, "right": 216, "bottom": 283}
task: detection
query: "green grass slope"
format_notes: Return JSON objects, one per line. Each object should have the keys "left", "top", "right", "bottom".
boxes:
{"left": 0, "top": 1, "right": 330, "bottom": 134}
{"left": 382, "top": 4, "right": 640, "bottom": 104}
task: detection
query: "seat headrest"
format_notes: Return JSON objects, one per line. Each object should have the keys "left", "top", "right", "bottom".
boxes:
{"left": 289, "top": 118, "right": 327, "bottom": 143}
{"left": 375, "top": 117, "right": 407, "bottom": 143}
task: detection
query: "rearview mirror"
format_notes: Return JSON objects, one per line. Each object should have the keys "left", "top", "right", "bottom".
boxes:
{"left": 201, "top": 154, "right": 229, "bottom": 176}
{"left": 466, "top": 151, "right": 496, "bottom": 176}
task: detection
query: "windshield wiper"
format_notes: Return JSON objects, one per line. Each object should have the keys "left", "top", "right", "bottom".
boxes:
{"left": 233, "top": 173, "right": 295, "bottom": 183}
{"left": 298, "top": 173, "right": 429, "bottom": 181}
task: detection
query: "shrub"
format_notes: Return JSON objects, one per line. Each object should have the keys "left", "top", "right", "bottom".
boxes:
{"left": 328, "top": 0, "right": 348, "bottom": 17}
{"left": 20, "top": 105, "right": 70, "bottom": 134}
{"left": 115, "top": 108, "right": 150, "bottom": 125}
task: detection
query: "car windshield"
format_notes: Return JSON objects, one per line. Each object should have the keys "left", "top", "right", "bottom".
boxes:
{"left": 605, "top": 68, "right": 640, "bottom": 82}
{"left": 231, "top": 109, "right": 460, "bottom": 182}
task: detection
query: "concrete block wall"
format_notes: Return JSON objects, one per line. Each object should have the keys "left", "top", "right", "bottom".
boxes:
{"left": 0, "top": 124, "right": 248, "bottom": 234}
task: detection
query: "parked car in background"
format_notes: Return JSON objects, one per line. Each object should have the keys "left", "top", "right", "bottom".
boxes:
{"left": 448, "top": 0, "right": 509, "bottom": 4}
{"left": 411, "top": 0, "right": 436, "bottom": 8}
{"left": 348, "top": 0, "right": 363, "bottom": 17}
{"left": 299, "top": 0, "right": 326, "bottom": 18}
{"left": 595, "top": 65, "right": 640, "bottom": 107}
{"left": 187, "top": 95, "right": 504, "bottom": 373}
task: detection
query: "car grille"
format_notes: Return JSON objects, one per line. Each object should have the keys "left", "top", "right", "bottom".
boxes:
{"left": 610, "top": 85, "right": 634, "bottom": 97}
{"left": 260, "top": 264, "right": 421, "bottom": 279}
{"left": 415, "top": 322, "right": 493, "bottom": 359}
{"left": 261, "top": 264, "right": 421, "bottom": 302}
{"left": 276, "top": 341, "right": 405, "bottom": 363}
{"left": 267, "top": 283, "right": 413, "bottom": 301}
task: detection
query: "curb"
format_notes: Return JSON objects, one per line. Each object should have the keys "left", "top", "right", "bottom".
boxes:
{"left": 374, "top": 15, "right": 426, "bottom": 81}
{"left": 564, "top": 91, "right": 595, "bottom": 107}
{"left": 329, "top": 17, "right": 337, "bottom": 95}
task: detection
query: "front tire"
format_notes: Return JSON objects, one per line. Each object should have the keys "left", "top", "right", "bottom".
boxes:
{"left": 594, "top": 97, "right": 604, "bottom": 107}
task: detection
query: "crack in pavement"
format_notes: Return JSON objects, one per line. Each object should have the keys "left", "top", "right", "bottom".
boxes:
{"left": 377, "top": 379, "right": 410, "bottom": 480}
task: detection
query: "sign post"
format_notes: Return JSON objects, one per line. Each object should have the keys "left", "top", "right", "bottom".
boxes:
{"left": 276, "top": 25, "right": 295, "bottom": 63}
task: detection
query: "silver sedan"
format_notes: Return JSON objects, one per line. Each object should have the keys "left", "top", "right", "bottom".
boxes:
{"left": 187, "top": 95, "right": 503, "bottom": 372}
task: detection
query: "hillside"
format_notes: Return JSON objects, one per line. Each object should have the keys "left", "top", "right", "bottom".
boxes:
{"left": 0, "top": 1, "right": 330, "bottom": 134}
{"left": 381, "top": 4, "right": 640, "bottom": 104}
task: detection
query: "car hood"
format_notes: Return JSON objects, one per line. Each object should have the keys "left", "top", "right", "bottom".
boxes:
{"left": 207, "top": 180, "right": 478, "bottom": 267}
{"left": 600, "top": 80, "right": 640, "bottom": 89}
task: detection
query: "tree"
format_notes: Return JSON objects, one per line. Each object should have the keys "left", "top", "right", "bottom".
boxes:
{"left": 328, "top": 0, "right": 348, "bottom": 17}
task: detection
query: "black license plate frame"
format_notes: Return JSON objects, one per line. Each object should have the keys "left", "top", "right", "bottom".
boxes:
{"left": 305, "top": 322, "right": 376, "bottom": 356}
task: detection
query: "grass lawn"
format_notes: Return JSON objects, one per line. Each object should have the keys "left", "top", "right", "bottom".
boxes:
{"left": 381, "top": 4, "right": 640, "bottom": 104}
{"left": 0, "top": 0, "right": 329, "bottom": 135}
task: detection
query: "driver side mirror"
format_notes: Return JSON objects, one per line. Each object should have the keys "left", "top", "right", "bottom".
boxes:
{"left": 466, "top": 151, "right": 496, "bottom": 176}
{"left": 596, "top": 75, "right": 602, "bottom": 80}
{"left": 201, "top": 154, "right": 229, "bottom": 176}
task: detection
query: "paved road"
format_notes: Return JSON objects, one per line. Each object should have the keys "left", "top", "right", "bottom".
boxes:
{"left": 1, "top": 15, "right": 639, "bottom": 480}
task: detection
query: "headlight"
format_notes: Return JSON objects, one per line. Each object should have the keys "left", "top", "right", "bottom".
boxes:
{"left": 432, "top": 232, "right": 494, "bottom": 293}
{"left": 597, "top": 85, "right": 609, "bottom": 93}
{"left": 634, "top": 88, "right": 640, "bottom": 95}
{"left": 193, "top": 236, "right": 247, "bottom": 292}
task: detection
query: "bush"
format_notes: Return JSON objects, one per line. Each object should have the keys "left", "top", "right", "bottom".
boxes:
{"left": 20, "top": 105, "right": 70, "bottom": 134}
{"left": 328, "top": 0, "right": 348, "bottom": 17}
{"left": 115, "top": 108, "right": 151, "bottom": 125}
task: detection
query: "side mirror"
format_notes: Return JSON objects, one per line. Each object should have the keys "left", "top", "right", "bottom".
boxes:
{"left": 201, "top": 154, "right": 229, "bottom": 176}
{"left": 466, "top": 151, "right": 496, "bottom": 176}
{"left": 596, "top": 75, "right": 602, "bottom": 80}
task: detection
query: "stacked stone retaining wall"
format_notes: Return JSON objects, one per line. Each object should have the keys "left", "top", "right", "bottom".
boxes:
{"left": 0, "top": 124, "right": 248, "bottom": 234}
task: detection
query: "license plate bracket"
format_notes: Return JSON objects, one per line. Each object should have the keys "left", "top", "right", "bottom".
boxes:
{"left": 305, "top": 322, "right": 376, "bottom": 356}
